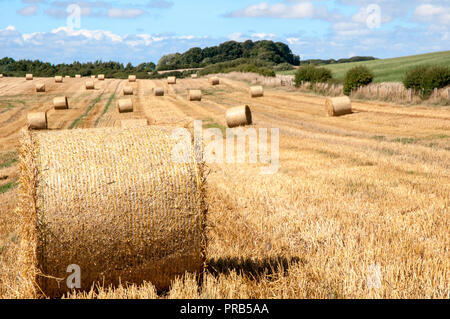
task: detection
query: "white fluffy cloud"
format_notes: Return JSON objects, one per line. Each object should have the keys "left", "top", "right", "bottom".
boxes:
{"left": 227, "top": 1, "right": 329, "bottom": 19}
{"left": 414, "top": 4, "right": 450, "bottom": 25}
{"left": 17, "top": 5, "right": 38, "bottom": 16}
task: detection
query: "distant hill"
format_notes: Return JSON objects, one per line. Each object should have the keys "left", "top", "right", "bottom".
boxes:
{"left": 300, "top": 56, "right": 377, "bottom": 65}
{"left": 280, "top": 51, "right": 450, "bottom": 83}
{"left": 156, "top": 40, "right": 300, "bottom": 71}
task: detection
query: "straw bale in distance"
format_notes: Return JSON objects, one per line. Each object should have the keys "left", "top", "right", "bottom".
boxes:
{"left": 65, "top": 76, "right": 70, "bottom": 79}
{"left": 249, "top": 86, "right": 263, "bottom": 98}
{"left": 85, "top": 80, "right": 95, "bottom": 90}
{"left": 91, "top": 75, "right": 96, "bottom": 79}
{"left": 123, "top": 86, "right": 134, "bottom": 95}
{"left": 75, "top": 75, "right": 81, "bottom": 78}
{"left": 128, "top": 75, "right": 137, "bottom": 82}
{"left": 53, "top": 96, "right": 69, "bottom": 110}
{"left": 27, "top": 112, "right": 47, "bottom": 130}
{"left": 17, "top": 127, "right": 206, "bottom": 297}
{"left": 117, "top": 99, "right": 133, "bottom": 113}
{"left": 153, "top": 87, "right": 164, "bottom": 96}
{"left": 226, "top": 105, "right": 252, "bottom": 128}
{"left": 0, "top": 74, "right": 3, "bottom": 78}
{"left": 325, "top": 96, "right": 352, "bottom": 116}
{"left": 191, "top": 74, "right": 198, "bottom": 79}
{"left": 210, "top": 77, "right": 220, "bottom": 85}
{"left": 167, "top": 76, "right": 176, "bottom": 84}
{"left": 55, "top": 76, "right": 63, "bottom": 83}
{"left": 188, "top": 89, "right": 202, "bottom": 101}
{"left": 121, "top": 119, "right": 148, "bottom": 128}
{"left": 35, "top": 83, "right": 45, "bottom": 93}
{"left": 26, "top": 74, "right": 33, "bottom": 81}
{"left": 98, "top": 74, "right": 105, "bottom": 81}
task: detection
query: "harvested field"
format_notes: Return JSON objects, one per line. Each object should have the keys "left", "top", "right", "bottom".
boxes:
{"left": 0, "top": 76, "right": 449, "bottom": 299}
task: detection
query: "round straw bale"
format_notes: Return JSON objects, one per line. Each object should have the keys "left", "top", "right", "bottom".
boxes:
{"left": 121, "top": 119, "right": 148, "bottom": 128}
{"left": 53, "top": 96, "right": 69, "bottom": 110}
{"left": 325, "top": 96, "right": 352, "bottom": 116}
{"left": 85, "top": 80, "right": 95, "bottom": 90}
{"left": 123, "top": 86, "right": 134, "bottom": 95}
{"left": 26, "top": 74, "right": 33, "bottom": 81}
{"left": 91, "top": 75, "right": 96, "bottom": 79}
{"left": 210, "top": 77, "right": 220, "bottom": 85}
{"left": 27, "top": 112, "right": 47, "bottom": 130}
{"left": 167, "top": 76, "right": 176, "bottom": 84}
{"left": 35, "top": 83, "right": 45, "bottom": 93}
{"left": 0, "top": 74, "right": 3, "bottom": 78}
{"left": 128, "top": 75, "right": 137, "bottom": 82}
{"left": 117, "top": 99, "right": 133, "bottom": 113}
{"left": 17, "top": 127, "right": 206, "bottom": 298}
{"left": 98, "top": 74, "right": 105, "bottom": 81}
{"left": 191, "top": 74, "right": 198, "bottom": 79}
{"left": 153, "top": 87, "right": 164, "bottom": 96}
{"left": 226, "top": 105, "right": 252, "bottom": 128}
{"left": 65, "top": 75, "right": 70, "bottom": 79}
{"left": 249, "top": 86, "right": 264, "bottom": 98}
{"left": 75, "top": 74, "right": 81, "bottom": 78}
{"left": 55, "top": 76, "right": 63, "bottom": 83}
{"left": 188, "top": 89, "right": 202, "bottom": 101}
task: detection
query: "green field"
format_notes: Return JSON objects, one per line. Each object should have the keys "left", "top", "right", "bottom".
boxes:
{"left": 279, "top": 51, "right": 450, "bottom": 83}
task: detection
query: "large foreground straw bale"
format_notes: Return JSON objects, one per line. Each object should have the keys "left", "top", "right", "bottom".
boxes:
{"left": 325, "top": 96, "right": 352, "bottom": 116}
{"left": 188, "top": 89, "right": 202, "bottom": 101}
{"left": 85, "top": 80, "right": 95, "bottom": 90}
{"left": 98, "top": 74, "right": 105, "bottom": 81}
{"left": 35, "top": 83, "right": 45, "bottom": 93}
{"left": 226, "top": 105, "right": 252, "bottom": 128}
{"left": 17, "top": 127, "right": 206, "bottom": 298}
{"left": 154, "top": 88, "right": 164, "bottom": 96}
{"left": 26, "top": 74, "right": 33, "bottom": 81}
{"left": 55, "top": 76, "right": 63, "bottom": 83}
{"left": 121, "top": 119, "right": 148, "bottom": 128}
{"left": 123, "top": 86, "right": 134, "bottom": 95}
{"left": 27, "top": 112, "right": 47, "bottom": 130}
{"left": 117, "top": 99, "right": 133, "bottom": 113}
{"left": 249, "top": 86, "right": 264, "bottom": 98}
{"left": 167, "top": 76, "right": 176, "bottom": 84}
{"left": 53, "top": 96, "right": 69, "bottom": 110}
{"left": 128, "top": 75, "right": 137, "bottom": 82}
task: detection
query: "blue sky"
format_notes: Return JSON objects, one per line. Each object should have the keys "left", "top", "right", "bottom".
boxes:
{"left": 0, "top": 0, "right": 449, "bottom": 65}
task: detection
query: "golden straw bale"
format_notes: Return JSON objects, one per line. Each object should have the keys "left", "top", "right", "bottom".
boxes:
{"left": 187, "top": 89, "right": 202, "bottom": 101}
{"left": 117, "top": 99, "right": 133, "bottom": 113}
{"left": 65, "top": 76, "right": 70, "bottom": 79}
{"left": 123, "top": 86, "right": 134, "bottom": 95}
{"left": 249, "top": 86, "right": 263, "bottom": 98}
{"left": 128, "top": 75, "right": 137, "bottom": 82}
{"left": 55, "top": 76, "right": 63, "bottom": 83}
{"left": 121, "top": 119, "right": 148, "bottom": 128}
{"left": 85, "top": 80, "right": 95, "bottom": 90}
{"left": 98, "top": 74, "right": 105, "bottom": 81}
{"left": 26, "top": 74, "right": 33, "bottom": 81}
{"left": 27, "top": 112, "right": 47, "bottom": 130}
{"left": 226, "top": 105, "right": 252, "bottom": 128}
{"left": 167, "top": 76, "right": 176, "bottom": 84}
{"left": 75, "top": 75, "right": 81, "bottom": 78}
{"left": 91, "top": 75, "right": 96, "bottom": 79}
{"left": 325, "top": 96, "right": 352, "bottom": 116}
{"left": 191, "top": 74, "right": 198, "bottom": 79}
{"left": 153, "top": 87, "right": 164, "bottom": 96}
{"left": 17, "top": 127, "right": 206, "bottom": 298}
{"left": 0, "top": 74, "right": 3, "bottom": 78}
{"left": 53, "top": 96, "right": 69, "bottom": 110}
{"left": 35, "top": 83, "right": 45, "bottom": 93}
{"left": 210, "top": 77, "right": 220, "bottom": 86}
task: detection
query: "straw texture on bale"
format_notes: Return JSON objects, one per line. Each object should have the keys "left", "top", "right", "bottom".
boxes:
{"left": 17, "top": 127, "right": 206, "bottom": 298}
{"left": 210, "top": 77, "right": 220, "bottom": 85}
{"left": 123, "top": 86, "right": 134, "bottom": 95}
{"left": 26, "top": 74, "right": 33, "bottom": 81}
{"left": 121, "top": 119, "right": 148, "bottom": 128}
{"left": 325, "top": 96, "right": 352, "bottom": 116}
{"left": 167, "top": 76, "right": 176, "bottom": 84}
{"left": 249, "top": 86, "right": 264, "bottom": 98}
{"left": 128, "top": 75, "right": 137, "bottom": 82}
{"left": 35, "top": 83, "right": 45, "bottom": 93}
{"left": 226, "top": 105, "right": 252, "bottom": 128}
{"left": 75, "top": 75, "right": 81, "bottom": 78}
{"left": 117, "top": 99, "right": 133, "bottom": 113}
{"left": 188, "top": 89, "right": 202, "bottom": 101}
{"left": 98, "top": 74, "right": 105, "bottom": 81}
{"left": 153, "top": 87, "right": 164, "bottom": 96}
{"left": 27, "top": 112, "right": 47, "bottom": 130}
{"left": 55, "top": 76, "right": 63, "bottom": 83}
{"left": 53, "top": 96, "right": 69, "bottom": 110}
{"left": 85, "top": 80, "right": 95, "bottom": 90}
